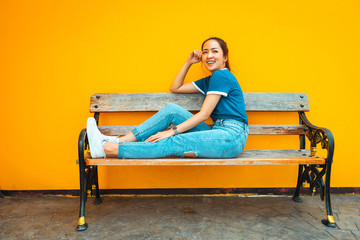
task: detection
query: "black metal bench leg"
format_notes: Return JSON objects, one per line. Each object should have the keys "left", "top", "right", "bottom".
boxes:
{"left": 77, "top": 129, "right": 88, "bottom": 231}
{"left": 298, "top": 113, "right": 336, "bottom": 227}
{"left": 321, "top": 162, "right": 336, "bottom": 228}
{"left": 93, "top": 166, "right": 103, "bottom": 205}
{"left": 292, "top": 165, "right": 303, "bottom": 203}
{"left": 294, "top": 117, "right": 305, "bottom": 203}
{"left": 77, "top": 163, "right": 88, "bottom": 231}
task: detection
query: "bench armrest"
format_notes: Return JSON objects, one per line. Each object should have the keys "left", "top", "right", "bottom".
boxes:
{"left": 78, "top": 128, "right": 88, "bottom": 165}
{"left": 299, "top": 112, "right": 334, "bottom": 164}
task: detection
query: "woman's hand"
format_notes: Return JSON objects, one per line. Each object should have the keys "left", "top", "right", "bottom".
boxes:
{"left": 145, "top": 129, "right": 175, "bottom": 143}
{"left": 187, "top": 50, "right": 202, "bottom": 64}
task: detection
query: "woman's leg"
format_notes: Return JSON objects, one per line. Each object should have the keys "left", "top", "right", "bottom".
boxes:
{"left": 87, "top": 103, "right": 211, "bottom": 158}
{"left": 102, "top": 142, "right": 119, "bottom": 157}
{"left": 97, "top": 103, "right": 210, "bottom": 143}
{"left": 91, "top": 118, "right": 248, "bottom": 159}
{"left": 129, "top": 103, "right": 211, "bottom": 142}
{"left": 118, "top": 132, "right": 136, "bottom": 142}
{"left": 114, "top": 123, "right": 248, "bottom": 159}
{"left": 127, "top": 103, "right": 211, "bottom": 142}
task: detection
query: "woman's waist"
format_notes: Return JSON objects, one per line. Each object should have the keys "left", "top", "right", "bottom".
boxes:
{"left": 211, "top": 113, "right": 248, "bottom": 125}
{"left": 213, "top": 119, "right": 248, "bottom": 128}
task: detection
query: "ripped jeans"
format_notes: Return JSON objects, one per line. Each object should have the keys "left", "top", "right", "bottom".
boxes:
{"left": 118, "top": 103, "right": 249, "bottom": 159}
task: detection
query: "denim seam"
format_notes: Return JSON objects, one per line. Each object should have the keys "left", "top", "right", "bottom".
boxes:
{"left": 221, "top": 127, "right": 248, "bottom": 158}
{"left": 214, "top": 127, "right": 243, "bottom": 142}
{"left": 118, "top": 143, "right": 123, "bottom": 159}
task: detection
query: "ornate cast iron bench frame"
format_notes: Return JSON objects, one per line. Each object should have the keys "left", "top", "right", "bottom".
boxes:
{"left": 76, "top": 93, "right": 335, "bottom": 231}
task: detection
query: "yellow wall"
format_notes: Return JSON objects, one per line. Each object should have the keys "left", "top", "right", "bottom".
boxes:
{"left": 1, "top": 1, "right": 359, "bottom": 190}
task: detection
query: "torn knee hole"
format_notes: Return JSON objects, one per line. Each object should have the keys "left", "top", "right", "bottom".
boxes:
{"left": 183, "top": 152, "right": 197, "bottom": 158}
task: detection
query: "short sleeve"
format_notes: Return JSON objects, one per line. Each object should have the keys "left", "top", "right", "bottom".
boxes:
{"left": 207, "top": 70, "right": 231, "bottom": 97}
{"left": 192, "top": 78, "right": 206, "bottom": 94}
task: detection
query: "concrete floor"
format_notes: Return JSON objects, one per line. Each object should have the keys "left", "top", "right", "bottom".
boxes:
{"left": 0, "top": 195, "right": 359, "bottom": 240}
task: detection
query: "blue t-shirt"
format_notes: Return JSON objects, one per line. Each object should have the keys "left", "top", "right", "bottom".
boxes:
{"left": 192, "top": 69, "right": 248, "bottom": 124}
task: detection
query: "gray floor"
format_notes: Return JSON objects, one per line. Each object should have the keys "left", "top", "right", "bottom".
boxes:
{"left": 0, "top": 195, "right": 359, "bottom": 240}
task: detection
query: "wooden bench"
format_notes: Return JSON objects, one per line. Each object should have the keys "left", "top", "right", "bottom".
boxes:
{"left": 76, "top": 92, "right": 335, "bottom": 231}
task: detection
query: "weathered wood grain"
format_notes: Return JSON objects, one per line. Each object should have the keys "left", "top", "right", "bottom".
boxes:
{"left": 248, "top": 125, "right": 307, "bottom": 135}
{"left": 90, "top": 93, "right": 204, "bottom": 112}
{"left": 85, "top": 150, "right": 325, "bottom": 166}
{"left": 90, "top": 93, "right": 309, "bottom": 112}
{"left": 98, "top": 125, "right": 307, "bottom": 136}
{"left": 245, "top": 92, "right": 309, "bottom": 112}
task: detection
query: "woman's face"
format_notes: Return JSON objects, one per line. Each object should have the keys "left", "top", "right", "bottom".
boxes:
{"left": 202, "top": 40, "right": 227, "bottom": 73}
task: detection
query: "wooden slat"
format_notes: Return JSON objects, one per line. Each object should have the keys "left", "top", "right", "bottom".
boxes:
{"left": 85, "top": 150, "right": 325, "bottom": 166}
{"left": 98, "top": 126, "right": 135, "bottom": 136}
{"left": 245, "top": 93, "right": 309, "bottom": 112}
{"left": 90, "top": 93, "right": 204, "bottom": 112}
{"left": 98, "top": 125, "right": 307, "bottom": 136}
{"left": 249, "top": 125, "right": 307, "bottom": 135}
{"left": 90, "top": 93, "right": 309, "bottom": 112}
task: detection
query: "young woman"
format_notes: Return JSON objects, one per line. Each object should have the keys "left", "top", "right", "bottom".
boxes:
{"left": 87, "top": 37, "right": 249, "bottom": 159}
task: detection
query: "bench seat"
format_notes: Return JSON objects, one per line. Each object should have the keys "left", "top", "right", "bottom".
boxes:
{"left": 85, "top": 150, "right": 325, "bottom": 166}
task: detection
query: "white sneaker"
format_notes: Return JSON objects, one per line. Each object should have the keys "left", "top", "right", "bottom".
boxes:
{"left": 86, "top": 117, "right": 106, "bottom": 158}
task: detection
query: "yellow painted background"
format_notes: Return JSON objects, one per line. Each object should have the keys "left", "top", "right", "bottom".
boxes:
{"left": 1, "top": 1, "right": 359, "bottom": 191}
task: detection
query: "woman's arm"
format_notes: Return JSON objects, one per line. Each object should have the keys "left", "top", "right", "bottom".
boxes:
{"left": 145, "top": 94, "right": 221, "bottom": 143}
{"left": 169, "top": 50, "right": 202, "bottom": 93}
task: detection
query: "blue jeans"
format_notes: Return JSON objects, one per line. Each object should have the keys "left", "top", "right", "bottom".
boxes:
{"left": 118, "top": 103, "right": 249, "bottom": 159}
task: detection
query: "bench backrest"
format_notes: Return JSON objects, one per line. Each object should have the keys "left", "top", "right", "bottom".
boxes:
{"left": 90, "top": 93, "right": 309, "bottom": 136}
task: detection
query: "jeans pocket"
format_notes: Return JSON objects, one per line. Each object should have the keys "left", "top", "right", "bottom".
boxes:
{"left": 221, "top": 131, "right": 248, "bottom": 158}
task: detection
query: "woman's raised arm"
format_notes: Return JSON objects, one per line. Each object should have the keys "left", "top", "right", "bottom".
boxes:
{"left": 145, "top": 94, "right": 221, "bottom": 143}
{"left": 169, "top": 50, "right": 202, "bottom": 93}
